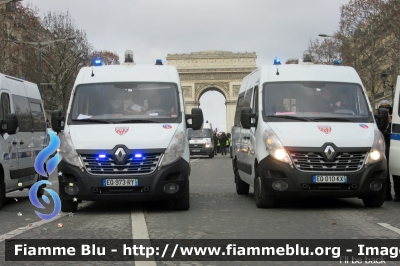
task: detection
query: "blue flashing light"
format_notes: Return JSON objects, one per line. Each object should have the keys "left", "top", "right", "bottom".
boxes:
{"left": 333, "top": 59, "right": 341, "bottom": 65}
{"left": 134, "top": 154, "right": 142, "bottom": 158}
{"left": 155, "top": 59, "right": 163, "bottom": 65}
{"left": 93, "top": 58, "right": 103, "bottom": 66}
{"left": 273, "top": 58, "right": 281, "bottom": 65}
{"left": 98, "top": 154, "right": 106, "bottom": 158}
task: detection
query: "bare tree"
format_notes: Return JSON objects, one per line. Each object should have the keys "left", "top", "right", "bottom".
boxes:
{"left": 39, "top": 11, "right": 92, "bottom": 115}
{"left": 308, "top": 37, "right": 341, "bottom": 65}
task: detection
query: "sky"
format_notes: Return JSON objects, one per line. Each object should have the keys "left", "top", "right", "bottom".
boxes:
{"left": 25, "top": 0, "right": 350, "bottom": 132}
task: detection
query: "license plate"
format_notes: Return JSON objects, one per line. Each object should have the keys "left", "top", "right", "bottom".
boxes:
{"left": 312, "top": 175, "right": 347, "bottom": 183}
{"left": 191, "top": 150, "right": 200, "bottom": 152}
{"left": 102, "top": 179, "right": 139, "bottom": 186}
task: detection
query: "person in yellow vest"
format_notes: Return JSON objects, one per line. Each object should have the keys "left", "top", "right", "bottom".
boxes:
{"left": 226, "top": 134, "right": 231, "bottom": 154}
{"left": 213, "top": 132, "right": 219, "bottom": 156}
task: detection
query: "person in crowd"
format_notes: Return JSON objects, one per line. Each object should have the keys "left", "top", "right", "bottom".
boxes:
{"left": 219, "top": 132, "right": 228, "bottom": 155}
{"left": 226, "top": 133, "right": 231, "bottom": 154}
{"left": 213, "top": 132, "right": 219, "bottom": 156}
{"left": 377, "top": 100, "right": 397, "bottom": 201}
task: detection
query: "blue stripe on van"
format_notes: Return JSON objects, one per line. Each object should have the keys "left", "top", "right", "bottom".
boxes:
{"left": 391, "top": 133, "right": 400, "bottom": 141}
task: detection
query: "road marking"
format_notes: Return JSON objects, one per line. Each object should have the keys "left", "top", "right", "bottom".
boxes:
{"left": 377, "top": 223, "right": 400, "bottom": 235}
{"left": 131, "top": 207, "right": 156, "bottom": 266}
{"left": 0, "top": 201, "right": 93, "bottom": 243}
{"left": 190, "top": 158, "right": 200, "bottom": 163}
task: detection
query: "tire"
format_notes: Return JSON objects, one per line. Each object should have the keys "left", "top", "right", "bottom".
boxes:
{"left": 254, "top": 168, "right": 275, "bottom": 208}
{"left": 235, "top": 170, "right": 249, "bottom": 195}
{"left": 173, "top": 181, "right": 190, "bottom": 210}
{"left": 362, "top": 193, "right": 385, "bottom": 208}
{"left": 61, "top": 198, "right": 78, "bottom": 212}
{"left": 209, "top": 153, "right": 214, "bottom": 158}
{"left": 0, "top": 175, "right": 5, "bottom": 209}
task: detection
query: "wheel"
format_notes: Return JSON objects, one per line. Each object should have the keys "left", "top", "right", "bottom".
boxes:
{"left": 235, "top": 170, "right": 249, "bottom": 195}
{"left": 0, "top": 175, "right": 5, "bottom": 209}
{"left": 209, "top": 153, "right": 214, "bottom": 158}
{"left": 61, "top": 198, "right": 78, "bottom": 212}
{"left": 254, "top": 168, "right": 275, "bottom": 208}
{"left": 173, "top": 181, "right": 190, "bottom": 210}
{"left": 362, "top": 193, "right": 385, "bottom": 207}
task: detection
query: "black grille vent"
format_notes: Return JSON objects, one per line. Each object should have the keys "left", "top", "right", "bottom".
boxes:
{"left": 289, "top": 151, "right": 367, "bottom": 172}
{"left": 80, "top": 153, "right": 162, "bottom": 175}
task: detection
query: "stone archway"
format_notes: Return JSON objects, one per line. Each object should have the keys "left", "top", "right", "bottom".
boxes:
{"left": 166, "top": 50, "right": 257, "bottom": 132}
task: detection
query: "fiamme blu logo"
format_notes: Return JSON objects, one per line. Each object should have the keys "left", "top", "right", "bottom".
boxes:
{"left": 29, "top": 129, "right": 62, "bottom": 220}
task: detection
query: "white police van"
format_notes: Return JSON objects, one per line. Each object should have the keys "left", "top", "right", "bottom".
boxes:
{"left": 51, "top": 54, "right": 203, "bottom": 212}
{"left": 188, "top": 121, "right": 214, "bottom": 158}
{"left": 389, "top": 76, "right": 400, "bottom": 186}
{"left": 0, "top": 74, "right": 48, "bottom": 209}
{"left": 232, "top": 56, "right": 388, "bottom": 208}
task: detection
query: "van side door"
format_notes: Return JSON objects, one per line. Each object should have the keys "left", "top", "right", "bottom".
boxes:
{"left": 389, "top": 76, "right": 400, "bottom": 178}
{"left": 7, "top": 78, "right": 36, "bottom": 186}
{"left": 0, "top": 90, "right": 19, "bottom": 191}
{"left": 232, "top": 93, "right": 244, "bottom": 160}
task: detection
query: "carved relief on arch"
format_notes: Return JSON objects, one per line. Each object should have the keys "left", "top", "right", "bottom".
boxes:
{"left": 182, "top": 86, "right": 192, "bottom": 98}
{"left": 194, "top": 83, "right": 229, "bottom": 102}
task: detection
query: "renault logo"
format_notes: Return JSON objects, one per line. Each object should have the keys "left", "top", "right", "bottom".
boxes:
{"left": 324, "top": 145, "right": 336, "bottom": 160}
{"left": 115, "top": 148, "right": 126, "bottom": 162}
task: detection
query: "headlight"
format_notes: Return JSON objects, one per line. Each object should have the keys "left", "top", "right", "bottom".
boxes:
{"left": 263, "top": 129, "right": 291, "bottom": 164}
{"left": 159, "top": 130, "right": 185, "bottom": 167}
{"left": 205, "top": 142, "right": 210, "bottom": 147}
{"left": 365, "top": 130, "right": 385, "bottom": 165}
{"left": 60, "top": 131, "right": 83, "bottom": 167}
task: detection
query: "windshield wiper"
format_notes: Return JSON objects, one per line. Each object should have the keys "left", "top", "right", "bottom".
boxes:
{"left": 310, "top": 118, "right": 353, "bottom": 122}
{"left": 267, "top": 115, "right": 310, "bottom": 121}
{"left": 115, "top": 119, "right": 157, "bottom": 124}
{"left": 72, "top": 119, "right": 114, "bottom": 124}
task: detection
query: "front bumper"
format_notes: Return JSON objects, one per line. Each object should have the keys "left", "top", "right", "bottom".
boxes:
{"left": 258, "top": 155, "right": 387, "bottom": 199}
{"left": 58, "top": 157, "right": 190, "bottom": 202}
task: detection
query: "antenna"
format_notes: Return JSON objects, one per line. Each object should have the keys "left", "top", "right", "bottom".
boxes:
{"left": 276, "top": 68, "right": 280, "bottom": 75}
{"left": 91, "top": 66, "right": 95, "bottom": 77}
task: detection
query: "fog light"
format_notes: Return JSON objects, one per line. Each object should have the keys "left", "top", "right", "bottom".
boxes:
{"left": 164, "top": 183, "right": 179, "bottom": 194}
{"left": 272, "top": 180, "right": 288, "bottom": 191}
{"left": 65, "top": 183, "right": 79, "bottom": 195}
{"left": 370, "top": 180, "right": 383, "bottom": 191}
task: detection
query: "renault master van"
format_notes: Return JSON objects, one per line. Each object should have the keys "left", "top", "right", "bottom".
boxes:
{"left": 232, "top": 59, "right": 388, "bottom": 208}
{"left": 188, "top": 121, "right": 214, "bottom": 158}
{"left": 389, "top": 76, "right": 400, "bottom": 191}
{"left": 51, "top": 59, "right": 203, "bottom": 212}
{"left": 0, "top": 74, "right": 48, "bottom": 209}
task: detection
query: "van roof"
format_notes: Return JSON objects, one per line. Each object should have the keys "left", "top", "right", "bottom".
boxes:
{"left": 257, "top": 64, "right": 361, "bottom": 84}
{"left": 75, "top": 64, "right": 180, "bottom": 85}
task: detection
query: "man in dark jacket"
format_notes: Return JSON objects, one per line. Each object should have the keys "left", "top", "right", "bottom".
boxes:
{"left": 219, "top": 132, "right": 228, "bottom": 155}
{"left": 213, "top": 132, "right": 219, "bottom": 156}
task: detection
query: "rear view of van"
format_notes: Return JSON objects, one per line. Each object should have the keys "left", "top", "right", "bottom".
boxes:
{"left": 231, "top": 59, "right": 388, "bottom": 208}
{"left": 51, "top": 60, "right": 203, "bottom": 212}
{"left": 0, "top": 74, "right": 48, "bottom": 209}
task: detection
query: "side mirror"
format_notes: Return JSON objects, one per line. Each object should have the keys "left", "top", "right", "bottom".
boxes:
{"left": 186, "top": 108, "right": 203, "bottom": 130}
{"left": 51, "top": 110, "right": 65, "bottom": 133}
{"left": 1, "top": 113, "right": 19, "bottom": 135}
{"left": 240, "top": 107, "right": 256, "bottom": 129}
{"left": 374, "top": 107, "right": 389, "bottom": 132}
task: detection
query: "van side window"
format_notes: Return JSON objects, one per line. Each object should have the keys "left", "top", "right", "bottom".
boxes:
{"left": 0, "top": 93, "right": 11, "bottom": 120}
{"left": 243, "top": 87, "right": 254, "bottom": 108}
{"left": 234, "top": 92, "right": 245, "bottom": 126}
{"left": 12, "top": 95, "right": 33, "bottom": 132}
{"left": 30, "top": 99, "right": 46, "bottom": 131}
{"left": 251, "top": 86, "right": 258, "bottom": 113}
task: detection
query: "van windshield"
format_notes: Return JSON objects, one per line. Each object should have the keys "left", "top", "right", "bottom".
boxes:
{"left": 188, "top": 128, "right": 212, "bottom": 138}
{"left": 70, "top": 82, "right": 181, "bottom": 123}
{"left": 262, "top": 82, "right": 374, "bottom": 123}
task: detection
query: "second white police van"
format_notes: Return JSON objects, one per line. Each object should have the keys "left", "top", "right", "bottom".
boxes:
{"left": 232, "top": 58, "right": 389, "bottom": 208}
{"left": 389, "top": 76, "right": 400, "bottom": 189}
{"left": 51, "top": 55, "right": 203, "bottom": 212}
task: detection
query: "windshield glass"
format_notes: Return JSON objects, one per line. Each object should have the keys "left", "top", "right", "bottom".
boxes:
{"left": 263, "top": 82, "right": 373, "bottom": 122}
{"left": 70, "top": 82, "right": 181, "bottom": 123}
{"left": 188, "top": 128, "right": 212, "bottom": 138}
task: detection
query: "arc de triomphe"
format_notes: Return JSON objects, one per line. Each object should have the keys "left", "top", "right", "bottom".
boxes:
{"left": 166, "top": 51, "right": 257, "bottom": 132}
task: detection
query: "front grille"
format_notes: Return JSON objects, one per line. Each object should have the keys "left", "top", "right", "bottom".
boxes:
{"left": 289, "top": 151, "right": 367, "bottom": 172}
{"left": 189, "top": 144, "right": 205, "bottom": 148}
{"left": 80, "top": 153, "right": 162, "bottom": 175}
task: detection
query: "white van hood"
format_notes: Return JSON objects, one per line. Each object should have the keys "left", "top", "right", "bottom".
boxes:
{"left": 268, "top": 122, "right": 374, "bottom": 148}
{"left": 67, "top": 124, "right": 178, "bottom": 150}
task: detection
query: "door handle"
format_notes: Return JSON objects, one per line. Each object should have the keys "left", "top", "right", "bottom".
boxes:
{"left": 20, "top": 141, "right": 24, "bottom": 145}
{"left": 12, "top": 140, "right": 17, "bottom": 145}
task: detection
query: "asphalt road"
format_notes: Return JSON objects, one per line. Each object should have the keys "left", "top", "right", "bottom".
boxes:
{"left": 1, "top": 154, "right": 400, "bottom": 265}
